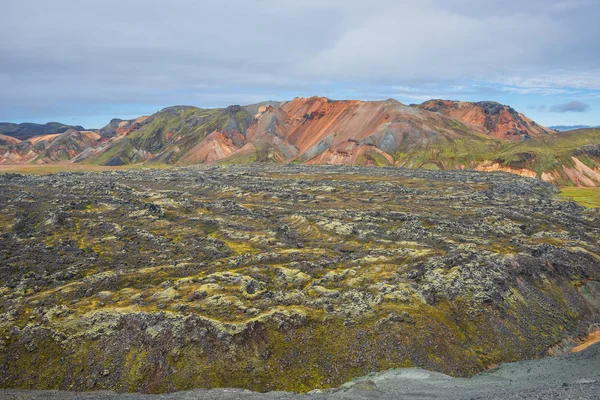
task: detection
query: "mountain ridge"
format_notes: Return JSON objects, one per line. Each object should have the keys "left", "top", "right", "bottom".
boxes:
{"left": 0, "top": 122, "right": 86, "bottom": 140}
{"left": 1, "top": 97, "right": 600, "bottom": 187}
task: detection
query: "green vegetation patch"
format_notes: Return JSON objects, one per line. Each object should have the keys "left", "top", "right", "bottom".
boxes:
{"left": 559, "top": 187, "right": 600, "bottom": 208}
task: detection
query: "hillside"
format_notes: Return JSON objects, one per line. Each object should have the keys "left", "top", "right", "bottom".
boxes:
{"left": 0, "top": 134, "right": 20, "bottom": 146}
{"left": 392, "top": 127, "right": 600, "bottom": 187}
{"left": 3, "top": 343, "right": 599, "bottom": 399}
{"left": 82, "top": 105, "right": 256, "bottom": 166}
{"left": 34, "top": 129, "right": 101, "bottom": 163}
{"left": 2, "top": 98, "right": 600, "bottom": 186}
{"left": 0, "top": 166, "right": 598, "bottom": 393}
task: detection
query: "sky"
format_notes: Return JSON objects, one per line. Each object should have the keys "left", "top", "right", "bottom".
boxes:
{"left": 1, "top": 0, "right": 599, "bottom": 129}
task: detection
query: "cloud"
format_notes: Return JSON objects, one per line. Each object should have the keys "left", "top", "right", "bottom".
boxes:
{"left": 528, "top": 105, "right": 547, "bottom": 111}
{"left": 550, "top": 101, "right": 591, "bottom": 112}
{"left": 0, "top": 0, "right": 599, "bottom": 121}
{"left": 502, "top": 86, "right": 577, "bottom": 96}
{"left": 501, "top": 72, "right": 600, "bottom": 91}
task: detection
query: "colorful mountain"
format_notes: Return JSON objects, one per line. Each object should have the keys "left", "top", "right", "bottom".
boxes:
{"left": 2, "top": 97, "right": 600, "bottom": 187}
{"left": 417, "top": 100, "right": 554, "bottom": 140}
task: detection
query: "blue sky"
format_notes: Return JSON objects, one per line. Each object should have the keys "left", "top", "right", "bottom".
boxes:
{"left": 2, "top": 0, "right": 599, "bottom": 129}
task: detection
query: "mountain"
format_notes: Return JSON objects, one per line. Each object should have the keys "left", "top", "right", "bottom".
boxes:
{"left": 34, "top": 129, "right": 101, "bottom": 163}
{"left": 417, "top": 100, "right": 554, "bottom": 139}
{"left": 2, "top": 97, "right": 600, "bottom": 187}
{"left": 0, "top": 129, "right": 101, "bottom": 164}
{"left": 550, "top": 125, "right": 598, "bottom": 132}
{"left": 79, "top": 97, "right": 600, "bottom": 187}
{"left": 0, "top": 122, "right": 86, "bottom": 140}
{"left": 80, "top": 97, "right": 497, "bottom": 167}
{"left": 98, "top": 116, "right": 150, "bottom": 139}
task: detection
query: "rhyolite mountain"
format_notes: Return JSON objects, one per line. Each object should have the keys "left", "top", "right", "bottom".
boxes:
{"left": 2, "top": 97, "right": 600, "bottom": 186}
{"left": 0, "top": 129, "right": 101, "bottom": 164}
{"left": 417, "top": 100, "right": 554, "bottom": 139}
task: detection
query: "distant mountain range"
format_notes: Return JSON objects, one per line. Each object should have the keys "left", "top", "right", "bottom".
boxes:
{"left": 0, "top": 122, "right": 85, "bottom": 140}
{"left": 550, "top": 125, "right": 599, "bottom": 132}
{"left": 1, "top": 98, "right": 600, "bottom": 186}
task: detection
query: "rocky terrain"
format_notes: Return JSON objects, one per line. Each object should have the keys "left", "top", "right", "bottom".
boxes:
{"left": 1, "top": 97, "right": 600, "bottom": 187}
{"left": 0, "top": 165, "right": 599, "bottom": 394}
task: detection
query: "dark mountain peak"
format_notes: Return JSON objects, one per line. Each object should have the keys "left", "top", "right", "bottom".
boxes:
{"left": 0, "top": 122, "right": 86, "bottom": 140}
{"left": 223, "top": 105, "right": 243, "bottom": 115}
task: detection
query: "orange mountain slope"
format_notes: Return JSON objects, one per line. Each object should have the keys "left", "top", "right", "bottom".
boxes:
{"left": 216, "top": 97, "right": 487, "bottom": 166}
{"left": 418, "top": 99, "right": 554, "bottom": 140}
{"left": 0, "top": 129, "right": 101, "bottom": 164}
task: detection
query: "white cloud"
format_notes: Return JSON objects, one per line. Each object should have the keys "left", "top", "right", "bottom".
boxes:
{"left": 502, "top": 71, "right": 600, "bottom": 90}
{"left": 550, "top": 101, "right": 591, "bottom": 113}
{"left": 501, "top": 87, "right": 577, "bottom": 96}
